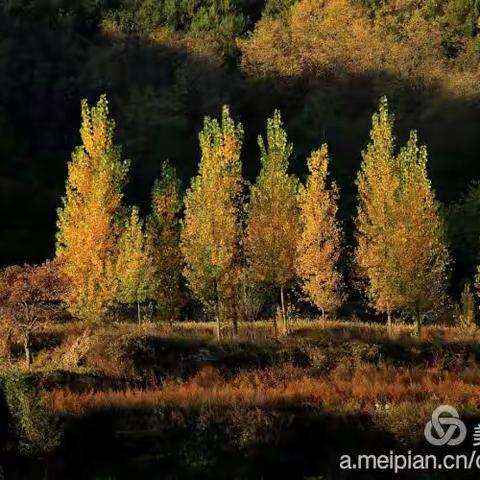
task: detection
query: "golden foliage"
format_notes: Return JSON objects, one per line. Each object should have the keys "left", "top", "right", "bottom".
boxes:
{"left": 181, "top": 106, "right": 244, "bottom": 335}
{"left": 245, "top": 110, "right": 300, "bottom": 333}
{"left": 356, "top": 98, "right": 448, "bottom": 332}
{"left": 355, "top": 97, "right": 400, "bottom": 318}
{"left": 115, "top": 206, "right": 154, "bottom": 322}
{"left": 240, "top": 0, "right": 478, "bottom": 95}
{"left": 297, "top": 145, "right": 343, "bottom": 315}
{"left": 393, "top": 131, "right": 449, "bottom": 331}
{"left": 246, "top": 110, "right": 300, "bottom": 288}
{"left": 56, "top": 95, "right": 130, "bottom": 323}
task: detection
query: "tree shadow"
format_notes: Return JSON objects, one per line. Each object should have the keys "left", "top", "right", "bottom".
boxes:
{"left": 7, "top": 405, "right": 480, "bottom": 479}
{"left": 1, "top": 17, "right": 479, "bottom": 275}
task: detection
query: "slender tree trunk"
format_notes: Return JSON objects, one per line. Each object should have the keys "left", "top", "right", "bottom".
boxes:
{"left": 3, "top": 329, "right": 12, "bottom": 363}
{"left": 213, "top": 279, "right": 221, "bottom": 341}
{"left": 387, "top": 311, "right": 392, "bottom": 333}
{"left": 321, "top": 307, "right": 325, "bottom": 321}
{"left": 24, "top": 334, "right": 32, "bottom": 367}
{"left": 232, "top": 292, "right": 238, "bottom": 337}
{"left": 215, "top": 302, "right": 221, "bottom": 341}
{"left": 232, "top": 317, "right": 238, "bottom": 336}
{"left": 215, "top": 311, "right": 220, "bottom": 342}
{"left": 280, "top": 286, "right": 288, "bottom": 335}
{"left": 273, "top": 306, "right": 278, "bottom": 339}
{"left": 416, "top": 308, "right": 422, "bottom": 339}
{"left": 137, "top": 301, "right": 142, "bottom": 326}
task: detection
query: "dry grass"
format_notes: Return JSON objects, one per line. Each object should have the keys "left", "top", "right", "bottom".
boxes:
{"left": 18, "top": 319, "right": 480, "bottom": 446}
{"left": 41, "top": 317, "right": 480, "bottom": 344}
{"left": 43, "top": 361, "right": 480, "bottom": 418}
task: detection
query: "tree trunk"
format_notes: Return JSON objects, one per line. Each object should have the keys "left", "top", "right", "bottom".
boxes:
{"left": 416, "top": 309, "right": 422, "bottom": 339}
{"left": 232, "top": 298, "right": 239, "bottom": 337}
{"left": 273, "top": 308, "right": 278, "bottom": 339}
{"left": 280, "top": 286, "right": 288, "bottom": 335}
{"left": 137, "top": 301, "right": 142, "bottom": 326}
{"left": 24, "top": 335, "right": 32, "bottom": 367}
{"left": 215, "top": 300, "right": 221, "bottom": 341}
{"left": 321, "top": 307, "right": 325, "bottom": 321}
{"left": 387, "top": 311, "right": 392, "bottom": 332}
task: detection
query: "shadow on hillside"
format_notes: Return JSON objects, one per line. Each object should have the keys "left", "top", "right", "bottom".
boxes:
{"left": 30, "top": 330, "right": 480, "bottom": 392}
{"left": 5, "top": 406, "right": 480, "bottom": 479}
{"left": 1, "top": 22, "right": 480, "bottom": 273}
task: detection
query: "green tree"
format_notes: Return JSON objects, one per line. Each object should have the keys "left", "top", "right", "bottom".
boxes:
{"left": 447, "top": 182, "right": 480, "bottom": 287}
{"left": 355, "top": 97, "right": 400, "bottom": 327}
{"left": 181, "top": 106, "right": 244, "bottom": 340}
{"left": 115, "top": 206, "right": 153, "bottom": 325}
{"left": 245, "top": 110, "right": 300, "bottom": 335}
{"left": 394, "top": 131, "right": 449, "bottom": 337}
{"left": 263, "top": 0, "right": 298, "bottom": 19}
{"left": 146, "top": 161, "right": 184, "bottom": 322}
{"left": 457, "top": 282, "right": 476, "bottom": 329}
{"left": 56, "top": 95, "right": 130, "bottom": 323}
{"left": 297, "top": 145, "right": 343, "bottom": 318}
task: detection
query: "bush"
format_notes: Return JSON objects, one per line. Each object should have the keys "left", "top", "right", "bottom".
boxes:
{"left": 0, "top": 369, "right": 60, "bottom": 453}
{"left": 456, "top": 282, "right": 477, "bottom": 330}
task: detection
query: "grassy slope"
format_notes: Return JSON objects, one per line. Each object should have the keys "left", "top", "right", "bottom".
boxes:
{"left": 3, "top": 319, "right": 480, "bottom": 478}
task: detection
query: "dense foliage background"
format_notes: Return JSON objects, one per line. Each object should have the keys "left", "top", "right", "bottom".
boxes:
{"left": 1, "top": 0, "right": 480, "bottom": 270}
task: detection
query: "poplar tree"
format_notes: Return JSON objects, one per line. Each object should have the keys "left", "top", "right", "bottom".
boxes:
{"left": 245, "top": 110, "right": 300, "bottom": 335}
{"left": 181, "top": 106, "right": 244, "bottom": 340}
{"left": 297, "top": 145, "right": 343, "bottom": 318}
{"left": 56, "top": 95, "right": 130, "bottom": 322}
{"left": 115, "top": 206, "right": 153, "bottom": 325}
{"left": 146, "top": 161, "right": 184, "bottom": 322}
{"left": 355, "top": 97, "right": 401, "bottom": 327}
{"left": 394, "top": 131, "right": 449, "bottom": 337}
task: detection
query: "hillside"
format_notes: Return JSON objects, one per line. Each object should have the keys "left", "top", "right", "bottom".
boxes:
{"left": 1, "top": 0, "right": 480, "bottom": 266}
{"left": 3, "top": 320, "right": 480, "bottom": 479}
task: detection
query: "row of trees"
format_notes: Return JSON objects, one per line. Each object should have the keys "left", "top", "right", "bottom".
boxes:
{"left": 48, "top": 94, "right": 454, "bottom": 338}
{"left": 52, "top": 99, "right": 344, "bottom": 338}
{"left": 3, "top": 93, "right": 474, "bottom": 351}
{"left": 56, "top": 96, "right": 184, "bottom": 325}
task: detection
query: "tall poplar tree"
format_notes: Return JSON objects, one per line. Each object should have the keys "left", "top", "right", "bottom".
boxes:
{"left": 394, "top": 131, "right": 449, "bottom": 337}
{"left": 181, "top": 106, "right": 244, "bottom": 340}
{"left": 297, "top": 145, "right": 343, "bottom": 318}
{"left": 146, "top": 161, "right": 184, "bottom": 322}
{"left": 355, "top": 97, "right": 401, "bottom": 326}
{"left": 56, "top": 95, "right": 130, "bottom": 322}
{"left": 115, "top": 206, "right": 153, "bottom": 325}
{"left": 245, "top": 110, "right": 300, "bottom": 335}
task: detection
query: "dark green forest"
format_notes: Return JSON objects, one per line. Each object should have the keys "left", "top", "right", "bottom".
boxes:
{"left": 1, "top": 0, "right": 480, "bottom": 284}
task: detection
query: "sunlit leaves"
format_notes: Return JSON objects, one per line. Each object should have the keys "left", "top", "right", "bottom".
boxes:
{"left": 297, "top": 145, "right": 343, "bottom": 316}
{"left": 56, "top": 95, "right": 130, "bottom": 322}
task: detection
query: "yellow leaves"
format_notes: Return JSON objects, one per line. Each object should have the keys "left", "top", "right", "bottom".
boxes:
{"left": 240, "top": 0, "right": 476, "bottom": 96}
{"left": 355, "top": 98, "right": 448, "bottom": 322}
{"left": 181, "top": 106, "right": 244, "bottom": 312}
{"left": 56, "top": 95, "right": 129, "bottom": 323}
{"left": 115, "top": 206, "right": 153, "bottom": 307}
{"left": 246, "top": 110, "right": 300, "bottom": 289}
{"left": 297, "top": 145, "right": 343, "bottom": 314}
{"left": 356, "top": 99, "right": 400, "bottom": 315}
{"left": 55, "top": 92, "right": 450, "bottom": 330}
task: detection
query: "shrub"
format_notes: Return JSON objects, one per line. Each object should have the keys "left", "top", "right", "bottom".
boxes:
{"left": 456, "top": 282, "right": 477, "bottom": 330}
{"left": 0, "top": 369, "right": 60, "bottom": 453}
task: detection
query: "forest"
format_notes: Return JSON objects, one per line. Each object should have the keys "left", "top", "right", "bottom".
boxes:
{"left": 1, "top": 1, "right": 480, "bottom": 479}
